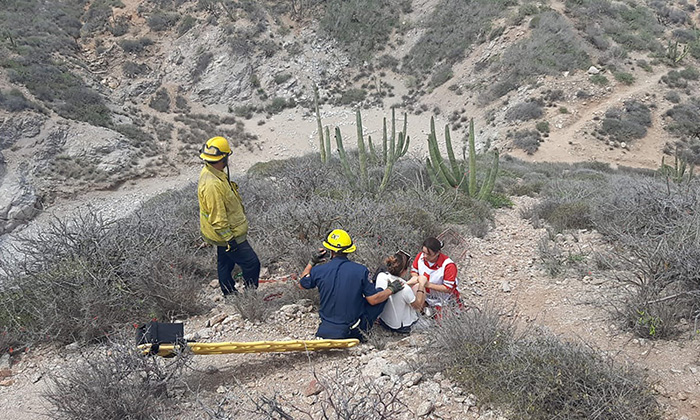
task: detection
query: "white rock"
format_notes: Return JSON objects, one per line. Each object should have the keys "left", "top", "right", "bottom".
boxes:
{"left": 362, "top": 357, "right": 388, "bottom": 378}
{"left": 416, "top": 400, "right": 434, "bottom": 417}
{"left": 588, "top": 66, "right": 600, "bottom": 74}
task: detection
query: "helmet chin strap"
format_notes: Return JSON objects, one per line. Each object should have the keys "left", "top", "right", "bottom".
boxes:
{"left": 221, "top": 155, "right": 234, "bottom": 191}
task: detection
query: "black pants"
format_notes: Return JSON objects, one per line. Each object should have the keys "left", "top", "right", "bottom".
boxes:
{"left": 216, "top": 240, "right": 260, "bottom": 295}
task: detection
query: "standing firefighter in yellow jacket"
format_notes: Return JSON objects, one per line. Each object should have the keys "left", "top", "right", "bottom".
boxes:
{"left": 198, "top": 136, "right": 260, "bottom": 296}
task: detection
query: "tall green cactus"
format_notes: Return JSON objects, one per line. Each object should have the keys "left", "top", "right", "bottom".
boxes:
{"left": 426, "top": 117, "right": 499, "bottom": 201}
{"left": 313, "top": 85, "right": 327, "bottom": 163}
{"left": 667, "top": 40, "right": 689, "bottom": 66}
{"left": 327, "top": 108, "right": 410, "bottom": 192}
{"left": 378, "top": 108, "right": 410, "bottom": 193}
{"left": 335, "top": 127, "right": 356, "bottom": 188}
{"left": 661, "top": 153, "right": 694, "bottom": 185}
{"left": 356, "top": 111, "right": 369, "bottom": 189}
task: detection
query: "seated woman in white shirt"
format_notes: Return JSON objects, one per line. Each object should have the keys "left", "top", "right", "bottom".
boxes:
{"left": 375, "top": 250, "right": 428, "bottom": 333}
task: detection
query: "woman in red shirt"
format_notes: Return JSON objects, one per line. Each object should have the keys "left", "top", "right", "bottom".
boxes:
{"left": 408, "top": 237, "right": 461, "bottom": 313}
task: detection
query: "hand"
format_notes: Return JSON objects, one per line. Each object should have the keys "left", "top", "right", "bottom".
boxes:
{"left": 226, "top": 238, "right": 239, "bottom": 252}
{"left": 386, "top": 279, "right": 404, "bottom": 294}
{"left": 309, "top": 249, "right": 329, "bottom": 266}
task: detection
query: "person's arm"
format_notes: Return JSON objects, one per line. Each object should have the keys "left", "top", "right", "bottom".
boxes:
{"left": 298, "top": 263, "right": 314, "bottom": 289}
{"left": 363, "top": 270, "right": 394, "bottom": 305}
{"left": 366, "top": 288, "right": 393, "bottom": 305}
{"left": 410, "top": 276, "right": 428, "bottom": 310}
{"left": 409, "top": 253, "right": 421, "bottom": 278}
{"left": 300, "top": 262, "right": 313, "bottom": 278}
{"left": 426, "top": 282, "right": 450, "bottom": 293}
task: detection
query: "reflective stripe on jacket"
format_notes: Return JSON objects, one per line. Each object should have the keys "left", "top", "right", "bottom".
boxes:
{"left": 198, "top": 163, "right": 248, "bottom": 246}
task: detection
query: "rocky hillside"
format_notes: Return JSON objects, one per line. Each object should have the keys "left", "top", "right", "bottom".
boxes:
{"left": 2, "top": 0, "right": 700, "bottom": 236}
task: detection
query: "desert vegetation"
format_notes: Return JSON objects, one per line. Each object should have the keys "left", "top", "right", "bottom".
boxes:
{"left": 1, "top": 143, "right": 679, "bottom": 418}
{"left": 512, "top": 158, "right": 700, "bottom": 341}
{"left": 4, "top": 0, "right": 700, "bottom": 417}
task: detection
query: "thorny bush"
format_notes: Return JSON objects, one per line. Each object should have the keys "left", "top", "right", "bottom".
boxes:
{"left": 430, "top": 302, "right": 662, "bottom": 420}
{"left": 0, "top": 188, "right": 210, "bottom": 348}
{"left": 45, "top": 336, "right": 191, "bottom": 420}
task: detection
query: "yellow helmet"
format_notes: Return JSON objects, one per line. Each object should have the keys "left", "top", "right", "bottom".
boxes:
{"left": 199, "top": 136, "right": 231, "bottom": 162}
{"left": 323, "top": 229, "right": 356, "bottom": 253}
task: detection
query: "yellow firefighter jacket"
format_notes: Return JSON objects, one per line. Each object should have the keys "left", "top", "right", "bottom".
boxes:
{"left": 198, "top": 163, "right": 248, "bottom": 247}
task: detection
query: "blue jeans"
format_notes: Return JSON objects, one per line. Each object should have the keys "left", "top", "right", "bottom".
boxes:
{"left": 216, "top": 240, "right": 260, "bottom": 295}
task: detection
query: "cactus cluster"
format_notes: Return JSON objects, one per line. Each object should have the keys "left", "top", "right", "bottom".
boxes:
{"left": 666, "top": 40, "right": 689, "bottom": 66}
{"left": 426, "top": 117, "right": 499, "bottom": 201}
{"left": 660, "top": 153, "right": 694, "bottom": 185}
{"left": 314, "top": 85, "right": 410, "bottom": 193}
{"left": 334, "top": 109, "right": 410, "bottom": 192}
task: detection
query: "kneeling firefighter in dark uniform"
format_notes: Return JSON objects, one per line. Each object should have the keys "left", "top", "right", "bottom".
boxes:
{"left": 299, "top": 229, "right": 404, "bottom": 340}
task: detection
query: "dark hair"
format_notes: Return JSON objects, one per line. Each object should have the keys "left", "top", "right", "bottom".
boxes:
{"left": 385, "top": 251, "right": 410, "bottom": 276}
{"left": 422, "top": 237, "right": 443, "bottom": 253}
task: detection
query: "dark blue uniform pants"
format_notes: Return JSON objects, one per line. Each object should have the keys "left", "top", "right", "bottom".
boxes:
{"left": 216, "top": 240, "right": 260, "bottom": 295}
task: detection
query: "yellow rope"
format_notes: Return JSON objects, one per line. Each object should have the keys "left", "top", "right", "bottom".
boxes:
{"left": 138, "top": 339, "right": 360, "bottom": 357}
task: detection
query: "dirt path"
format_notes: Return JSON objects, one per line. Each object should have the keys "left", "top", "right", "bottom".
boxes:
{"left": 511, "top": 70, "right": 667, "bottom": 169}
{"left": 461, "top": 196, "right": 700, "bottom": 420}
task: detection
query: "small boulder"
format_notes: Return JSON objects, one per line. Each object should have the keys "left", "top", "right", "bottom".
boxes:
{"left": 303, "top": 378, "right": 324, "bottom": 397}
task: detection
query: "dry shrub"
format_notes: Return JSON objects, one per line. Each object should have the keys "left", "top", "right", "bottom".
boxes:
{"left": 217, "top": 369, "right": 407, "bottom": 419}
{"left": 241, "top": 155, "right": 461, "bottom": 274}
{"left": 0, "top": 187, "right": 210, "bottom": 347}
{"left": 45, "top": 336, "right": 191, "bottom": 420}
{"left": 430, "top": 303, "right": 662, "bottom": 420}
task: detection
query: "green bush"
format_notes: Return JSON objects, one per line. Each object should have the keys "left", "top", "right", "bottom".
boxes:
{"left": 509, "top": 129, "right": 541, "bottom": 154}
{"left": 405, "top": 0, "right": 515, "bottom": 74}
{"left": 147, "top": 12, "right": 180, "bottom": 32}
{"left": 0, "top": 188, "right": 208, "bottom": 347}
{"left": 7, "top": 61, "right": 111, "bottom": 126}
{"left": 505, "top": 100, "right": 543, "bottom": 121}
{"left": 679, "top": 66, "right": 700, "bottom": 81}
{"left": 192, "top": 51, "right": 213, "bottom": 83}
{"left": 339, "top": 88, "right": 367, "bottom": 105}
{"left": 566, "top": 0, "right": 664, "bottom": 54}
{"left": 590, "top": 74, "right": 609, "bottom": 85}
{"left": 665, "top": 97, "right": 700, "bottom": 140}
{"left": 614, "top": 71, "right": 635, "bottom": 85}
{"left": 598, "top": 100, "right": 651, "bottom": 142}
{"left": 319, "top": 0, "right": 404, "bottom": 64}
{"left": 636, "top": 59, "right": 653, "bottom": 72}
{"left": 108, "top": 15, "right": 130, "bottom": 37}
{"left": 122, "top": 61, "right": 148, "bottom": 78}
{"left": 0, "top": 89, "right": 34, "bottom": 112}
{"left": 114, "top": 124, "right": 155, "bottom": 149}
{"left": 664, "top": 90, "right": 681, "bottom": 104}
{"left": 177, "top": 15, "right": 197, "bottom": 36}
{"left": 662, "top": 70, "right": 688, "bottom": 88}
{"left": 429, "top": 64, "right": 453, "bottom": 88}
{"left": 484, "top": 11, "right": 589, "bottom": 100}
{"left": 149, "top": 87, "right": 171, "bottom": 113}
{"left": 45, "top": 337, "right": 189, "bottom": 419}
{"left": 535, "top": 121, "right": 550, "bottom": 134}
{"left": 118, "top": 38, "right": 154, "bottom": 54}
{"left": 265, "top": 96, "right": 295, "bottom": 114}
{"left": 273, "top": 73, "right": 292, "bottom": 85}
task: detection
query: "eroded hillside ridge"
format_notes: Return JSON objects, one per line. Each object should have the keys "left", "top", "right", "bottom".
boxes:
{"left": 1, "top": 0, "right": 700, "bottom": 235}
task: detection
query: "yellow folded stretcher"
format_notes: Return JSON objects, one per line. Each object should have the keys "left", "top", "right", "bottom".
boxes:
{"left": 136, "top": 321, "right": 358, "bottom": 357}
{"left": 138, "top": 338, "right": 360, "bottom": 357}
